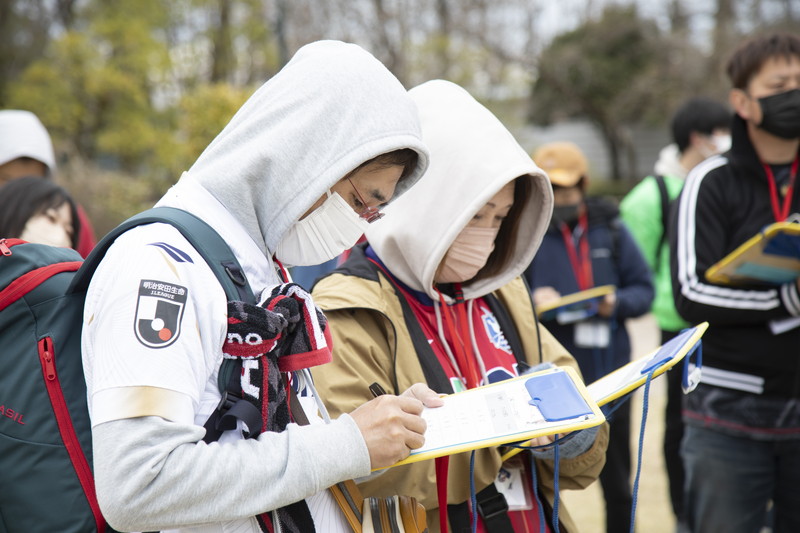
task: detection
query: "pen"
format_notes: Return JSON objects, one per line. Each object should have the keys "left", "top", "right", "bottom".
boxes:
{"left": 369, "top": 382, "right": 388, "bottom": 398}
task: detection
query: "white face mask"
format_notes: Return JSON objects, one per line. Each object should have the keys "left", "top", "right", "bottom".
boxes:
{"left": 699, "top": 133, "right": 732, "bottom": 159}
{"left": 435, "top": 225, "right": 501, "bottom": 284}
{"left": 711, "top": 133, "right": 731, "bottom": 154}
{"left": 274, "top": 191, "right": 369, "bottom": 266}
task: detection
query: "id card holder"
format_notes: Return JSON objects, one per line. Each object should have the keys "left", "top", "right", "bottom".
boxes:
{"left": 574, "top": 320, "right": 610, "bottom": 348}
{"left": 494, "top": 459, "right": 532, "bottom": 511}
{"left": 557, "top": 307, "right": 592, "bottom": 324}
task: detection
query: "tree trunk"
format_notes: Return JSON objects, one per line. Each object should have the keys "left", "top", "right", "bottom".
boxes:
{"left": 669, "top": 0, "right": 688, "bottom": 34}
{"left": 623, "top": 126, "right": 638, "bottom": 182}
{"left": 371, "top": 0, "right": 404, "bottom": 82}
{"left": 709, "top": 0, "right": 736, "bottom": 81}
{"left": 210, "top": 0, "right": 233, "bottom": 83}
{"left": 274, "top": 0, "right": 290, "bottom": 68}
{"left": 435, "top": 0, "right": 450, "bottom": 77}
{"left": 599, "top": 120, "right": 624, "bottom": 182}
{"left": 54, "top": 0, "right": 77, "bottom": 30}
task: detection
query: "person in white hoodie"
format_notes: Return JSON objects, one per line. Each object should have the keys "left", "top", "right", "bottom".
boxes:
{"left": 312, "top": 80, "right": 608, "bottom": 533}
{"left": 81, "top": 40, "right": 441, "bottom": 533}
{"left": 0, "top": 109, "right": 98, "bottom": 256}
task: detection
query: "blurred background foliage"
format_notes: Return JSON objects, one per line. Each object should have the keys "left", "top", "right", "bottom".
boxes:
{"left": 1, "top": 0, "right": 797, "bottom": 233}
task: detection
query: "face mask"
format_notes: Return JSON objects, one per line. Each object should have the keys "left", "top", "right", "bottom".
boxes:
{"left": 274, "top": 191, "right": 368, "bottom": 267}
{"left": 758, "top": 88, "right": 800, "bottom": 139}
{"left": 710, "top": 133, "right": 731, "bottom": 154}
{"left": 552, "top": 203, "right": 581, "bottom": 226}
{"left": 20, "top": 212, "right": 71, "bottom": 248}
{"left": 698, "top": 133, "right": 731, "bottom": 159}
{"left": 435, "top": 225, "right": 500, "bottom": 284}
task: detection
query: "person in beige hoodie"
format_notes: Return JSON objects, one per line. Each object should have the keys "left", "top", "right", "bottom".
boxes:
{"left": 312, "top": 80, "right": 608, "bottom": 533}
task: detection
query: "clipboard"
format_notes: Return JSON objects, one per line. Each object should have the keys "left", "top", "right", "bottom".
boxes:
{"left": 389, "top": 366, "right": 605, "bottom": 469}
{"left": 500, "top": 322, "right": 707, "bottom": 463}
{"left": 586, "top": 322, "right": 707, "bottom": 406}
{"left": 535, "top": 285, "right": 616, "bottom": 324}
{"left": 706, "top": 220, "right": 800, "bottom": 285}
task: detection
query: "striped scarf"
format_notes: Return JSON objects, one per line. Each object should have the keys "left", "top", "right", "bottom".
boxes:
{"left": 223, "top": 283, "right": 333, "bottom": 533}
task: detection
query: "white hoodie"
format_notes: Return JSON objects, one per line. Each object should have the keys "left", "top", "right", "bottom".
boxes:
{"left": 189, "top": 40, "right": 429, "bottom": 256}
{"left": 0, "top": 109, "right": 57, "bottom": 170}
{"left": 366, "top": 80, "right": 552, "bottom": 303}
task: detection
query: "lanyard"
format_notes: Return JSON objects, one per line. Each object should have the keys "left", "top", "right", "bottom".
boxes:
{"left": 763, "top": 155, "right": 799, "bottom": 222}
{"left": 272, "top": 257, "right": 290, "bottom": 282}
{"left": 559, "top": 211, "right": 593, "bottom": 291}
{"left": 435, "top": 285, "right": 481, "bottom": 389}
{"left": 367, "top": 257, "right": 480, "bottom": 387}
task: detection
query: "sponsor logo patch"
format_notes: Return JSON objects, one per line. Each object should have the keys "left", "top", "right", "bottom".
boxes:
{"left": 134, "top": 279, "right": 188, "bottom": 348}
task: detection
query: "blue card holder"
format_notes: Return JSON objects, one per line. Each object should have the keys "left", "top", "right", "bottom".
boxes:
{"left": 640, "top": 327, "right": 696, "bottom": 375}
{"left": 525, "top": 370, "right": 593, "bottom": 421}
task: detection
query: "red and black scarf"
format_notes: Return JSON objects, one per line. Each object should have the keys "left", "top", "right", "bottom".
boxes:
{"left": 223, "top": 283, "right": 333, "bottom": 533}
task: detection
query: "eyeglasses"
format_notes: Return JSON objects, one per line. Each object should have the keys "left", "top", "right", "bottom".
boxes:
{"left": 347, "top": 178, "right": 384, "bottom": 223}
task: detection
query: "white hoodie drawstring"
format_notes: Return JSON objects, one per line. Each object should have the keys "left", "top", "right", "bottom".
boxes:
{"left": 299, "top": 368, "right": 332, "bottom": 423}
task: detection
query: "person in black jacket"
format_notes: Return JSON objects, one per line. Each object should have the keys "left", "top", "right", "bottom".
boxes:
{"left": 671, "top": 32, "right": 800, "bottom": 533}
{"left": 525, "top": 141, "right": 654, "bottom": 533}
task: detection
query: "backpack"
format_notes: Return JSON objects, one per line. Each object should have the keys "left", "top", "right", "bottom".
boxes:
{"left": 0, "top": 207, "right": 253, "bottom": 533}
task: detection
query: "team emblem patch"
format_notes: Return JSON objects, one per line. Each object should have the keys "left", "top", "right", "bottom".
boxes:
{"left": 134, "top": 279, "right": 188, "bottom": 348}
{"left": 482, "top": 309, "right": 512, "bottom": 354}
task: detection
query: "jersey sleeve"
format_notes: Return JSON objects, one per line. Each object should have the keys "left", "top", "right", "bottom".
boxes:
{"left": 82, "top": 224, "right": 227, "bottom": 426}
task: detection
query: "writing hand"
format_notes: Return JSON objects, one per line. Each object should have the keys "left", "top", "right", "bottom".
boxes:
{"left": 350, "top": 394, "right": 428, "bottom": 469}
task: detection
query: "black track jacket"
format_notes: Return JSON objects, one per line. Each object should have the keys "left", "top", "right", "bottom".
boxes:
{"left": 671, "top": 115, "right": 800, "bottom": 399}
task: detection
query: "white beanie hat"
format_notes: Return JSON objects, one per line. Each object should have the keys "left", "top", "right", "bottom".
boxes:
{"left": 0, "top": 110, "right": 56, "bottom": 171}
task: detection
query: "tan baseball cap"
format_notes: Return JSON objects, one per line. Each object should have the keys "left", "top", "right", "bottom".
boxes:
{"left": 532, "top": 141, "right": 588, "bottom": 187}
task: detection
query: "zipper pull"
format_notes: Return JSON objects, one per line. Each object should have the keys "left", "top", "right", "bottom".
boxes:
{"left": 0, "top": 239, "right": 11, "bottom": 256}
{"left": 40, "top": 338, "right": 56, "bottom": 381}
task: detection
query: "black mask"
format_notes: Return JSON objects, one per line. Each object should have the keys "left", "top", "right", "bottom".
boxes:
{"left": 552, "top": 203, "right": 581, "bottom": 226}
{"left": 758, "top": 89, "right": 800, "bottom": 140}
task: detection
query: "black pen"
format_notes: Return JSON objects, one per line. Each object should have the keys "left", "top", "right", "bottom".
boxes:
{"left": 369, "top": 382, "right": 388, "bottom": 398}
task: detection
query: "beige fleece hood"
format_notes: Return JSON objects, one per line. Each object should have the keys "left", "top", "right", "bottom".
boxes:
{"left": 365, "top": 80, "right": 552, "bottom": 302}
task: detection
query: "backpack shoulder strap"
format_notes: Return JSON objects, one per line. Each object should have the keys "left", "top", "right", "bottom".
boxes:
{"left": 652, "top": 174, "right": 670, "bottom": 271}
{"left": 608, "top": 216, "right": 623, "bottom": 269}
{"left": 68, "top": 207, "right": 253, "bottom": 303}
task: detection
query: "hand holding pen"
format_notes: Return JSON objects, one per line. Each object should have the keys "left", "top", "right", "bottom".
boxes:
{"left": 349, "top": 382, "right": 443, "bottom": 469}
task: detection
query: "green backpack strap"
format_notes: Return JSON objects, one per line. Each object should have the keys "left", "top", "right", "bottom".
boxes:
{"left": 69, "top": 206, "right": 261, "bottom": 442}
{"left": 69, "top": 207, "right": 254, "bottom": 303}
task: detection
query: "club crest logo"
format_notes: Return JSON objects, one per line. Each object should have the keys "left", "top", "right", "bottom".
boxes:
{"left": 482, "top": 309, "right": 511, "bottom": 354}
{"left": 134, "top": 279, "right": 188, "bottom": 348}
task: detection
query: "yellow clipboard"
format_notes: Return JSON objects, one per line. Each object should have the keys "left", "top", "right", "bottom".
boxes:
{"left": 535, "top": 285, "right": 616, "bottom": 323}
{"left": 586, "top": 321, "right": 707, "bottom": 406}
{"left": 706, "top": 221, "right": 800, "bottom": 285}
{"left": 501, "top": 322, "right": 708, "bottom": 463}
{"left": 389, "top": 366, "right": 605, "bottom": 469}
